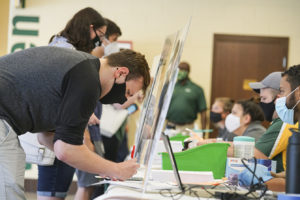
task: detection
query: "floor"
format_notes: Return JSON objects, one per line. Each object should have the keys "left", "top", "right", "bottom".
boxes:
{"left": 25, "top": 192, "right": 75, "bottom": 200}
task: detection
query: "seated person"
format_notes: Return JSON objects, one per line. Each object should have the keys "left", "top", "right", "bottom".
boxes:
{"left": 210, "top": 97, "right": 236, "bottom": 141}
{"left": 263, "top": 65, "right": 300, "bottom": 191}
{"left": 235, "top": 66, "right": 300, "bottom": 192}
{"left": 195, "top": 99, "right": 266, "bottom": 156}
{"left": 225, "top": 99, "right": 266, "bottom": 142}
{"left": 249, "top": 71, "right": 290, "bottom": 172}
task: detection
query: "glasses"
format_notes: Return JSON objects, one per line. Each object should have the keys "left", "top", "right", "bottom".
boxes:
{"left": 94, "top": 28, "right": 105, "bottom": 38}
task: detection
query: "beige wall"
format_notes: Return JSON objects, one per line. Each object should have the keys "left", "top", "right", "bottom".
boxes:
{"left": 0, "top": 0, "right": 9, "bottom": 56}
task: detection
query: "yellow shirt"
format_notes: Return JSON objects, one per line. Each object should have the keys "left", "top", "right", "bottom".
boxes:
{"left": 269, "top": 122, "right": 298, "bottom": 170}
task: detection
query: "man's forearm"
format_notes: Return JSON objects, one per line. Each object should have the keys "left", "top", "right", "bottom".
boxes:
{"left": 265, "top": 178, "right": 285, "bottom": 192}
{"left": 54, "top": 140, "right": 118, "bottom": 178}
{"left": 254, "top": 148, "right": 268, "bottom": 159}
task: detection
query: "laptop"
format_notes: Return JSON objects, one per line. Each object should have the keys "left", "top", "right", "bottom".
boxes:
{"left": 161, "top": 132, "right": 185, "bottom": 191}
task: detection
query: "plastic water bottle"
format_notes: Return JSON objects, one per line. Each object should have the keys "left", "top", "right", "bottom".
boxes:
{"left": 233, "top": 136, "right": 255, "bottom": 159}
{"left": 286, "top": 128, "right": 300, "bottom": 194}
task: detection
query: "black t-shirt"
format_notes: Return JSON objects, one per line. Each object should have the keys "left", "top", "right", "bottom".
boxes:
{"left": 0, "top": 46, "right": 101, "bottom": 145}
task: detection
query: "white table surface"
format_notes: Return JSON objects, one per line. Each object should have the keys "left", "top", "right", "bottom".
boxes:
{"left": 94, "top": 183, "right": 219, "bottom": 200}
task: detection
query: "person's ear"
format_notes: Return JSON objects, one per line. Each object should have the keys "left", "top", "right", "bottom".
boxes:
{"left": 89, "top": 24, "right": 94, "bottom": 32}
{"left": 242, "top": 114, "right": 251, "bottom": 125}
{"left": 114, "top": 67, "right": 129, "bottom": 81}
{"left": 118, "top": 67, "right": 129, "bottom": 78}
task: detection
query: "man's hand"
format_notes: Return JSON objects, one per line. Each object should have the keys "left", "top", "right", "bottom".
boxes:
{"left": 114, "top": 158, "right": 140, "bottom": 180}
{"left": 196, "top": 139, "right": 217, "bottom": 146}
{"left": 271, "top": 171, "right": 286, "bottom": 178}
{"left": 88, "top": 113, "right": 100, "bottom": 126}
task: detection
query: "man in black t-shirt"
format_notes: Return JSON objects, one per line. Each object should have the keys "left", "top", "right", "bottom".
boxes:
{"left": 0, "top": 46, "right": 150, "bottom": 199}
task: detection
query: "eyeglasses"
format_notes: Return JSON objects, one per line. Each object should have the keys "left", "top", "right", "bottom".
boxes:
{"left": 94, "top": 28, "right": 105, "bottom": 38}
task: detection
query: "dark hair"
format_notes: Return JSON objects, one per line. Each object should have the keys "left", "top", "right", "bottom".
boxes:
{"left": 58, "top": 7, "right": 106, "bottom": 53}
{"left": 179, "top": 62, "right": 190, "bottom": 72}
{"left": 106, "top": 49, "right": 150, "bottom": 92}
{"left": 282, "top": 65, "right": 300, "bottom": 90}
{"left": 236, "top": 99, "right": 264, "bottom": 122}
{"left": 105, "top": 18, "right": 122, "bottom": 38}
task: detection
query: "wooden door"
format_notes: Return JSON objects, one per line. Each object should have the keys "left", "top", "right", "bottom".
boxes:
{"left": 210, "top": 34, "right": 289, "bottom": 137}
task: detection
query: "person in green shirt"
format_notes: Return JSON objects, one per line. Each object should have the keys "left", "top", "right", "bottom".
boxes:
{"left": 249, "top": 71, "right": 284, "bottom": 172}
{"left": 166, "top": 62, "right": 207, "bottom": 130}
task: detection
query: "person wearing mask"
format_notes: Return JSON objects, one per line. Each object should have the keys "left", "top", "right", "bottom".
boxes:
{"left": 265, "top": 64, "right": 300, "bottom": 191}
{"left": 0, "top": 46, "right": 150, "bottom": 200}
{"left": 166, "top": 62, "right": 207, "bottom": 131}
{"left": 92, "top": 18, "right": 122, "bottom": 58}
{"left": 225, "top": 99, "right": 266, "bottom": 142}
{"left": 37, "top": 7, "right": 107, "bottom": 200}
{"left": 74, "top": 18, "right": 140, "bottom": 200}
{"left": 249, "top": 72, "right": 286, "bottom": 172}
{"left": 210, "top": 97, "right": 235, "bottom": 141}
{"left": 196, "top": 99, "right": 266, "bottom": 156}
{"left": 103, "top": 18, "right": 122, "bottom": 56}
{"left": 98, "top": 18, "right": 125, "bottom": 163}
{"left": 239, "top": 65, "right": 300, "bottom": 192}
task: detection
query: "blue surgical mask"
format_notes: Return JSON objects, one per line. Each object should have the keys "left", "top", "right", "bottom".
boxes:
{"left": 275, "top": 87, "right": 300, "bottom": 125}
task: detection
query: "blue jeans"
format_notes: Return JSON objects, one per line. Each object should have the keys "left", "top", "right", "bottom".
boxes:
{"left": 37, "top": 158, "right": 75, "bottom": 198}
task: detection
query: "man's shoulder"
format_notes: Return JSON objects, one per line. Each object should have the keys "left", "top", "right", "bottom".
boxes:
{"left": 267, "top": 118, "right": 284, "bottom": 133}
{"left": 255, "top": 119, "right": 283, "bottom": 146}
{"left": 187, "top": 80, "right": 204, "bottom": 92}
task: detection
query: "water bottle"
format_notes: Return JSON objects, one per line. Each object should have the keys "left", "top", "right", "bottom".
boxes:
{"left": 233, "top": 136, "right": 255, "bottom": 159}
{"left": 286, "top": 128, "right": 300, "bottom": 194}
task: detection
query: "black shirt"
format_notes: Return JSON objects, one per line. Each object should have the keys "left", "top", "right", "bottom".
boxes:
{"left": 0, "top": 46, "right": 101, "bottom": 145}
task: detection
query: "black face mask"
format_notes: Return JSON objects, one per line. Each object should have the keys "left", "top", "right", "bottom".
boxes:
{"left": 92, "top": 28, "right": 102, "bottom": 47}
{"left": 260, "top": 100, "right": 275, "bottom": 122}
{"left": 210, "top": 111, "right": 222, "bottom": 123}
{"left": 100, "top": 80, "right": 127, "bottom": 104}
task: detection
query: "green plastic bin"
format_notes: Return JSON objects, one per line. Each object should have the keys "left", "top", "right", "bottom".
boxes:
{"left": 161, "top": 143, "right": 230, "bottom": 179}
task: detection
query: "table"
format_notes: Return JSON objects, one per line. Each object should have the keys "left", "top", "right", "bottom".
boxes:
{"left": 94, "top": 182, "right": 220, "bottom": 200}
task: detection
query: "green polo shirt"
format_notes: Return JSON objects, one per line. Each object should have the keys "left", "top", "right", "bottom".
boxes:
{"left": 255, "top": 118, "right": 284, "bottom": 172}
{"left": 166, "top": 79, "right": 207, "bottom": 124}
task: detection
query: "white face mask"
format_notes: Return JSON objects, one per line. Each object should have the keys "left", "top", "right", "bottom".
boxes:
{"left": 225, "top": 113, "right": 241, "bottom": 132}
{"left": 275, "top": 87, "right": 300, "bottom": 125}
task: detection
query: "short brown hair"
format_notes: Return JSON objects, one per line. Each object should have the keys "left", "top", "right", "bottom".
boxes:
{"left": 106, "top": 49, "right": 150, "bottom": 92}
{"left": 215, "top": 97, "right": 234, "bottom": 113}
